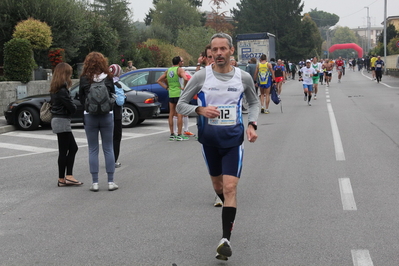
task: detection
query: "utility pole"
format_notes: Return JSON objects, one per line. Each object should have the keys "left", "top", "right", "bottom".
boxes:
{"left": 383, "top": 0, "right": 387, "bottom": 74}
{"left": 364, "top": 6, "right": 370, "bottom": 53}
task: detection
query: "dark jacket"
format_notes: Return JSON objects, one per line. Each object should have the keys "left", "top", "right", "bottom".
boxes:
{"left": 79, "top": 74, "right": 115, "bottom": 110}
{"left": 50, "top": 86, "right": 77, "bottom": 118}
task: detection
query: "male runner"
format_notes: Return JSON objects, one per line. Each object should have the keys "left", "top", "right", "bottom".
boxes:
{"left": 323, "top": 58, "right": 333, "bottom": 87}
{"left": 299, "top": 60, "right": 318, "bottom": 106}
{"left": 335, "top": 56, "right": 344, "bottom": 83}
{"left": 274, "top": 59, "right": 286, "bottom": 98}
{"left": 375, "top": 56, "right": 384, "bottom": 83}
{"left": 311, "top": 57, "right": 322, "bottom": 99}
{"left": 157, "top": 56, "right": 188, "bottom": 141}
{"left": 370, "top": 55, "right": 378, "bottom": 80}
{"left": 177, "top": 32, "right": 259, "bottom": 261}
{"left": 254, "top": 54, "right": 274, "bottom": 113}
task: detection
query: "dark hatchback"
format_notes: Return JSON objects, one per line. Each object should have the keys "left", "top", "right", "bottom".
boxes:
{"left": 4, "top": 81, "right": 161, "bottom": 131}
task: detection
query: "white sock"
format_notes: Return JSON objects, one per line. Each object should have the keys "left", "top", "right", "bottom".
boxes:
{"left": 173, "top": 116, "right": 177, "bottom": 134}
{"left": 183, "top": 116, "right": 189, "bottom": 132}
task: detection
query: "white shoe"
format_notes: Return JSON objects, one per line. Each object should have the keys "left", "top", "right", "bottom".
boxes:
{"left": 115, "top": 162, "right": 121, "bottom": 168}
{"left": 214, "top": 196, "right": 223, "bottom": 207}
{"left": 308, "top": 102, "right": 312, "bottom": 106}
{"left": 90, "top": 183, "right": 99, "bottom": 192}
{"left": 304, "top": 95, "right": 307, "bottom": 101}
{"left": 216, "top": 238, "right": 232, "bottom": 259}
{"left": 314, "top": 95, "right": 317, "bottom": 100}
{"left": 108, "top": 182, "right": 119, "bottom": 191}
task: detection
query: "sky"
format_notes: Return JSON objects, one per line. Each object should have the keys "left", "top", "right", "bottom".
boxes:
{"left": 129, "top": 0, "right": 398, "bottom": 29}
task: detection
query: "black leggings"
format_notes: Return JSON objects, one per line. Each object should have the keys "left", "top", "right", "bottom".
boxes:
{"left": 113, "top": 119, "right": 122, "bottom": 162}
{"left": 56, "top": 132, "right": 78, "bottom": 179}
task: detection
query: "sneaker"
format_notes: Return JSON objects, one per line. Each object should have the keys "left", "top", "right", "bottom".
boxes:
{"left": 90, "top": 183, "right": 99, "bottom": 192}
{"left": 215, "top": 253, "right": 228, "bottom": 261}
{"left": 216, "top": 238, "right": 232, "bottom": 258}
{"left": 308, "top": 102, "right": 312, "bottom": 106}
{"left": 265, "top": 109, "right": 270, "bottom": 114}
{"left": 169, "top": 134, "right": 176, "bottom": 141}
{"left": 214, "top": 196, "right": 223, "bottom": 207}
{"left": 108, "top": 182, "right": 119, "bottom": 191}
{"left": 115, "top": 162, "right": 121, "bottom": 168}
{"left": 184, "top": 131, "right": 195, "bottom": 137}
{"left": 314, "top": 95, "right": 317, "bottom": 100}
{"left": 338, "top": 79, "right": 341, "bottom": 83}
{"left": 304, "top": 95, "right": 307, "bottom": 101}
{"left": 176, "top": 134, "right": 189, "bottom": 141}
{"left": 261, "top": 108, "right": 265, "bottom": 114}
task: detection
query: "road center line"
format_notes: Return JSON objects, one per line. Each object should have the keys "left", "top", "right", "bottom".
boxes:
{"left": 339, "top": 178, "right": 357, "bottom": 211}
{"left": 351, "top": 249, "right": 374, "bottom": 266}
{"left": 326, "top": 96, "right": 345, "bottom": 161}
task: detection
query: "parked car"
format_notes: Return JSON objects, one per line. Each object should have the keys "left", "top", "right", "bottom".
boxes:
{"left": 120, "top": 67, "right": 198, "bottom": 113}
{"left": 4, "top": 81, "right": 161, "bottom": 131}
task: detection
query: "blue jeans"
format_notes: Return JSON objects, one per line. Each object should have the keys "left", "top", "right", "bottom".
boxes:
{"left": 84, "top": 113, "right": 115, "bottom": 183}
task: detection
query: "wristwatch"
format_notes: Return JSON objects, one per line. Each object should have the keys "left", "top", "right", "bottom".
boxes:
{"left": 248, "top": 121, "right": 257, "bottom": 130}
{"left": 197, "top": 63, "right": 201, "bottom": 66}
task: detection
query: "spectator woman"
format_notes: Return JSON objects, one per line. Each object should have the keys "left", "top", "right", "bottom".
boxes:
{"left": 79, "top": 52, "right": 118, "bottom": 192}
{"left": 50, "top": 62, "right": 82, "bottom": 187}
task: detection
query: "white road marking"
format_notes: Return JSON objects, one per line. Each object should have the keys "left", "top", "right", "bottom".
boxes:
{"left": 0, "top": 142, "right": 57, "bottom": 153}
{"left": 339, "top": 178, "right": 357, "bottom": 210}
{"left": 326, "top": 96, "right": 345, "bottom": 161}
{"left": 351, "top": 249, "right": 374, "bottom": 266}
{"left": 2, "top": 132, "right": 87, "bottom": 143}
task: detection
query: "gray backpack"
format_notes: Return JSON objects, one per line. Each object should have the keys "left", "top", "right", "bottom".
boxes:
{"left": 85, "top": 80, "right": 115, "bottom": 115}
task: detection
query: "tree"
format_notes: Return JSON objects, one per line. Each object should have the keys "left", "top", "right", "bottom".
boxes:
{"left": 0, "top": 0, "right": 90, "bottom": 67}
{"left": 308, "top": 8, "right": 339, "bottom": 28}
{"left": 91, "top": 0, "right": 135, "bottom": 54}
{"left": 144, "top": 0, "right": 203, "bottom": 26}
{"left": 330, "top": 26, "right": 358, "bottom": 58}
{"left": 176, "top": 26, "right": 216, "bottom": 60}
{"left": 150, "top": 0, "right": 203, "bottom": 44}
{"left": 231, "top": 0, "right": 305, "bottom": 60}
{"left": 205, "top": 0, "right": 234, "bottom": 36}
{"left": 377, "top": 24, "right": 399, "bottom": 44}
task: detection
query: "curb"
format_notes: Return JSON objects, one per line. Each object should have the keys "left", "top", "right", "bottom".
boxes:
{"left": 0, "top": 125, "right": 16, "bottom": 134}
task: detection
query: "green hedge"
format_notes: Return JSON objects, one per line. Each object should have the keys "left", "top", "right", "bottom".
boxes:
{"left": 4, "top": 38, "right": 36, "bottom": 83}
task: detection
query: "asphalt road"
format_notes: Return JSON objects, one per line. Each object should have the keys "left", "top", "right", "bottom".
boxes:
{"left": 0, "top": 69, "right": 399, "bottom": 266}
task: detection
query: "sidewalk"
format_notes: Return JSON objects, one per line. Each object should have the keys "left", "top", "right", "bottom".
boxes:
{"left": 0, "top": 116, "right": 15, "bottom": 134}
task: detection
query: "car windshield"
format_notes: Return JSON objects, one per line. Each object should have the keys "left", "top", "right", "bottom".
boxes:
{"left": 69, "top": 81, "right": 132, "bottom": 98}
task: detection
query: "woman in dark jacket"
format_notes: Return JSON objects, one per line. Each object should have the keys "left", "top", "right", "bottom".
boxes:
{"left": 79, "top": 52, "right": 117, "bottom": 192}
{"left": 50, "top": 62, "right": 82, "bottom": 187}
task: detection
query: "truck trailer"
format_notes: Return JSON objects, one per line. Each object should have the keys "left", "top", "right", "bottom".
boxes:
{"left": 236, "top": 32, "right": 276, "bottom": 64}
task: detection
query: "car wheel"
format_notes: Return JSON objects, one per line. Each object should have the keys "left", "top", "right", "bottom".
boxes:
{"left": 16, "top": 107, "right": 40, "bottom": 130}
{"left": 122, "top": 104, "right": 139, "bottom": 128}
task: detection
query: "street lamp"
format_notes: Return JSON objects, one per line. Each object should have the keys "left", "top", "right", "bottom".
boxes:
{"left": 364, "top": 6, "right": 371, "bottom": 53}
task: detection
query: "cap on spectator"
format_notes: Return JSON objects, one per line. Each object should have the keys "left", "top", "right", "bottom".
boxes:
{"left": 306, "top": 60, "right": 311, "bottom": 63}
{"left": 109, "top": 64, "right": 122, "bottom": 77}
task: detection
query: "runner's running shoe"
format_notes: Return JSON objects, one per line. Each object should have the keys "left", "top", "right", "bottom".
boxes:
{"left": 308, "top": 102, "right": 312, "bottom": 106}
{"left": 169, "top": 134, "right": 176, "bottom": 141}
{"left": 314, "top": 95, "right": 317, "bottom": 100}
{"left": 265, "top": 109, "right": 270, "bottom": 114}
{"left": 261, "top": 108, "right": 265, "bottom": 114}
{"left": 304, "top": 95, "right": 307, "bottom": 101}
{"left": 216, "top": 238, "right": 232, "bottom": 259}
{"left": 214, "top": 196, "right": 223, "bottom": 207}
{"left": 176, "top": 134, "right": 189, "bottom": 141}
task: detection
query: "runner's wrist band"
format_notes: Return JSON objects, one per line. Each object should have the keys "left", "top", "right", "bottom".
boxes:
{"left": 248, "top": 121, "right": 257, "bottom": 130}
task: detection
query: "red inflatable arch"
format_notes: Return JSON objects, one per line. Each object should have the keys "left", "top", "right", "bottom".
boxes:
{"left": 328, "top": 43, "right": 363, "bottom": 58}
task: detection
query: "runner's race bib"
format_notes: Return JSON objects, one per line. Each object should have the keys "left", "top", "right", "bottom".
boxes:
{"left": 338, "top": 66, "right": 343, "bottom": 70}
{"left": 208, "top": 105, "right": 237, "bottom": 126}
{"left": 376, "top": 64, "right": 382, "bottom": 68}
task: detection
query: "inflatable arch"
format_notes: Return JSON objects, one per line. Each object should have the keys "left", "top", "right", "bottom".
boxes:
{"left": 328, "top": 43, "right": 363, "bottom": 58}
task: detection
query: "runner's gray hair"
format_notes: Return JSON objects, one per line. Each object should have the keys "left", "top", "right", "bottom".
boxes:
{"left": 210, "top": 33, "right": 233, "bottom": 48}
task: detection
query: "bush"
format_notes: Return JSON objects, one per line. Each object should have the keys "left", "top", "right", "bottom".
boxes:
{"left": 4, "top": 38, "right": 36, "bottom": 83}
{"left": 12, "top": 17, "right": 52, "bottom": 50}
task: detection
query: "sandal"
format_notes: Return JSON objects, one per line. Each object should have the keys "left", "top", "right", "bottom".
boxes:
{"left": 65, "top": 178, "right": 84, "bottom": 186}
{"left": 58, "top": 180, "right": 67, "bottom": 187}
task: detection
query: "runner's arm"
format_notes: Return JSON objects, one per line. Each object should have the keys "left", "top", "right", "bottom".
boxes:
{"left": 176, "top": 70, "right": 206, "bottom": 116}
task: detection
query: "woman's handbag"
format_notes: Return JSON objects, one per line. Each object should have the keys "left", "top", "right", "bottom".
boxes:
{"left": 40, "top": 100, "right": 52, "bottom": 123}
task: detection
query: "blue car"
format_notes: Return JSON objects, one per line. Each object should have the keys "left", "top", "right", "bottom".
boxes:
{"left": 120, "top": 67, "right": 197, "bottom": 113}
{"left": 120, "top": 68, "right": 169, "bottom": 113}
